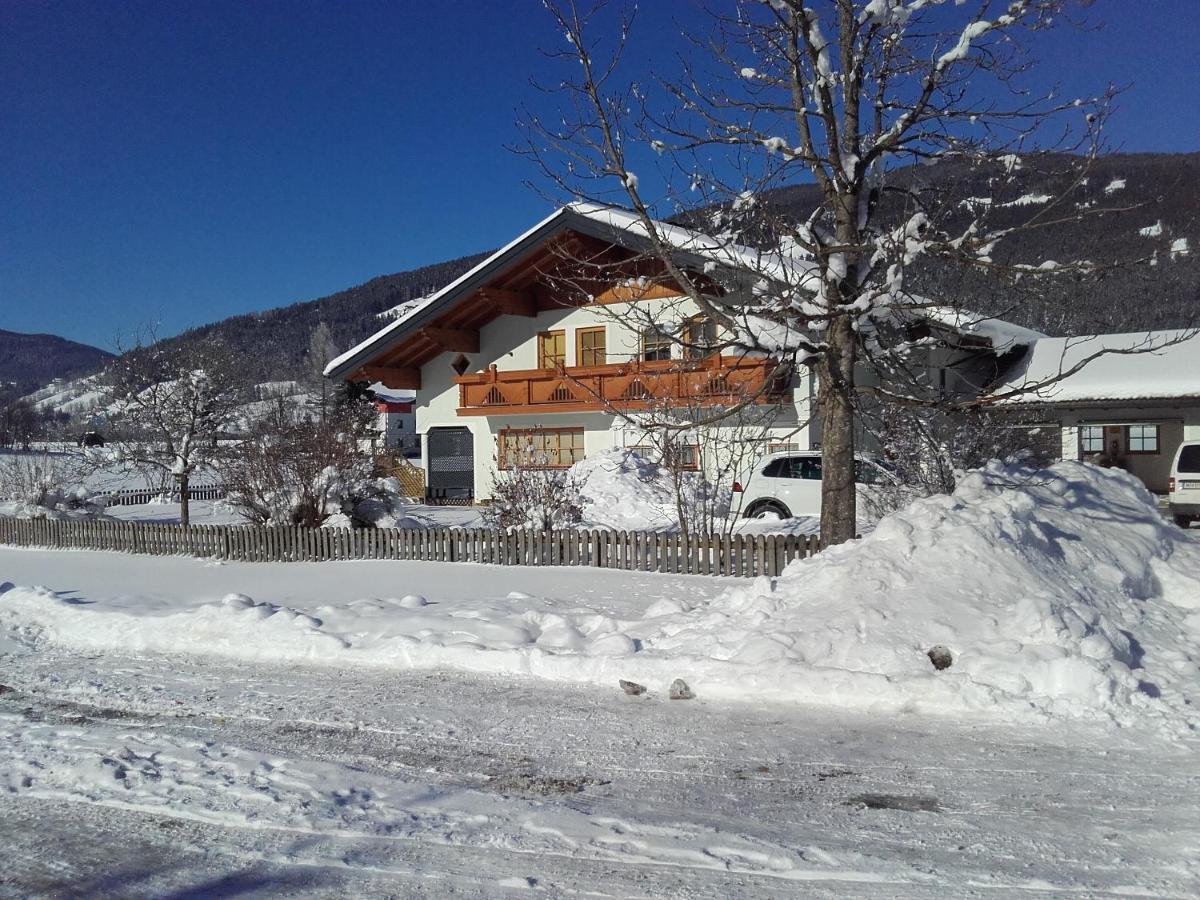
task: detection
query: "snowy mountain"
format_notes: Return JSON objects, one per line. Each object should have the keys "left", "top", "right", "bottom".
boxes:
{"left": 0, "top": 329, "right": 114, "bottom": 395}
{"left": 15, "top": 152, "right": 1199, "bottom": 401}
{"left": 175, "top": 151, "right": 1195, "bottom": 379}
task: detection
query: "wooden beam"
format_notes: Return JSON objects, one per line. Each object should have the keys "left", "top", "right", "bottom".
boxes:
{"left": 478, "top": 287, "right": 536, "bottom": 317}
{"left": 420, "top": 326, "right": 480, "bottom": 353}
{"left": 356, "top": 366, "right": 421, "bottom": 390}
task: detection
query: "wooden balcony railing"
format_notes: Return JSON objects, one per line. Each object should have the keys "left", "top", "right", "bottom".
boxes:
{"left": 455, "top": 356, "right": 787, "bottom": 416}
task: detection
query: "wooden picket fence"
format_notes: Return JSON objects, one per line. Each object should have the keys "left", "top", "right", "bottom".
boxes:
{"left": 94, "top": 484, "right": 229, "bottom": 506}
{"left": 0, "top": 516, "right": 819, "bottom": 577}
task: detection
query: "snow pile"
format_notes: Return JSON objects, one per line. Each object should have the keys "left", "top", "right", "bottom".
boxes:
{"left": 3, "top": 461, "right": 1198, "bottom": 728}
{"left": 344, "top": 476, "right": 427, "bottom": 529}
{"left": 653, "top": 461, "right": 1200, "bottom": 727}
{"left": 0, "top": 454, "right": 106, "bottom": 521}
{"left": 571, "top": 448, "right": 729, "bottom": 532}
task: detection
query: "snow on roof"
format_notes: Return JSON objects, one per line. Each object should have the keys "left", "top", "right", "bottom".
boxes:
{"left": 991, "top": 330, "right": 1200, "bottom": 404}
{"left": 323, "top": 203, "right": 820, "bottom": 379}
{"left": 919, "top": 306, "right": 1045, "bottom": 351}
{"left": 369, "top": 382, "right": 415, "bottom": 404}
{"left": 325, "top": 202, "right": 1033, "bottom": 380}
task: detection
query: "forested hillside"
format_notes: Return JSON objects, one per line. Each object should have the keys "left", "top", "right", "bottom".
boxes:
{"left": 685, "top": 151, "right": 1199, "bottom": 337}
{"left": 0, "top": 330, "right": 114, "bottom": 395}
{"left": 20, "top": 152, "right": 1200, "bottom": 396}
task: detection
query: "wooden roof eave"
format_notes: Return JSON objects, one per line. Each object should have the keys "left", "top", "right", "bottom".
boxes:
{"left": 326, "top": 207, "right": 749, "bottom": 383}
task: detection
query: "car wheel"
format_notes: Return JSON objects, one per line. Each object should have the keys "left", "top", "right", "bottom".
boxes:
{"left": 1173, "top": 514, "right": 1193, "bottom": 529}
{"left": 745, "top": 499, "right": 792, "bottom": 520}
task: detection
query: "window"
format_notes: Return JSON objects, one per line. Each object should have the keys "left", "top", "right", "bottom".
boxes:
{"left": 663, "top": 441, "right": 700, "bottom": 471}
{"left": 683, "top": 315, "right": 718, "bottom": 359}
{"left": 537, "top": 330, "right": 566, "bottom": 369}
{"left": 450, "top": 353, "right": 470, "bottom": 376}
{"left": 623, "top": 441, "right": 698, "bottom": 471}
{"left": 498, "top": 427, "right": 584, "bottom": 469}
{"left": 1126, "top": 424, "right": 1160, "bottom": 454}
{"left": 1079, "top": 425, "right": 1105, "bottom": 455}
{"left": 1178, "top": 445, "right": 1200, "bottom": 473}
{"left": 641, "top": 327, "right": 671, "bottom": 361}
{"left": 762, "top": 456, "right": 820, "bottom": 479}
{"left": 576, "top": 327, "right": 607, "bottom": 367}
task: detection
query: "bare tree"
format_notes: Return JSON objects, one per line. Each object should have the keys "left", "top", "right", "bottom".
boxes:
{"left": 519, "top": 0, "right": 1167, "bottom": 545}
{"left": 102, "top": 337, "right": 244, "bottom": 526}
{"left": 217, "top": 394, "right": 377, "bottom": 527}
{"left": 306, "top": 321, "right": 339, "bottom": 422}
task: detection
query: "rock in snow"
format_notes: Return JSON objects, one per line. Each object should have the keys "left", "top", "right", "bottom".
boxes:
{"left": 669, "top": 679, "right": 695, "bottom": 700}
{"left": 619, "top": 679, "right": 647, "bottom": 696}
{"left": 927, "top": 646, "right": 954, "bottom": 671}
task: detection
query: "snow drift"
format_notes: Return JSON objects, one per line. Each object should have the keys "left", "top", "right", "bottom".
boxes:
{"left": 2, "top": 461, "right": 1198, "bottom": 729}
{"left": 573, "top": 448, "right": 730, "bottom": 532}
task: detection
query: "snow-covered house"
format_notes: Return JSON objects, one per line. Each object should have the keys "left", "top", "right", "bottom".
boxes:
{"left": 369, "top": 384, "right": 417, "bottom": 454}
{"left": 991, "top": 330, "right": 1200, "bottom": 492}
{"left": 325, "top": 204, "right": 1035, "bottom": 502}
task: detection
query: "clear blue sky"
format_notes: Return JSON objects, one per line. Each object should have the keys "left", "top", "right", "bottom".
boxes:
{"left": 1, "top": 0, "right": 1196, "bottom": 350}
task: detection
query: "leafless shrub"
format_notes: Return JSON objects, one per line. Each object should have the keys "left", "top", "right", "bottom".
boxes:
{"left": 859, "top": 404, "right": 1056, "bottom": 519}
{"left": 0, "top": 452, "right": 102, "bottom": 518}
{"left": 482, "top": 465, "right": 584, "bottom": 531}
{"left": 216, "top": 395, "right": 377, "bottom": 527}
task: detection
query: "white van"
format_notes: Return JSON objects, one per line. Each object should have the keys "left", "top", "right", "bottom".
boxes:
{"left": 734, "top": 450, "right": 892, "bottom": 519}
{"left": 1168, "top": 441, "right": 1200, "bottom": 528}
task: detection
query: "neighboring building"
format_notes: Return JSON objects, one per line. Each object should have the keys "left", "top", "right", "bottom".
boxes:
{"left": 370, "top": 384, "right": 418, "bottom": 454}
{"left": 990, "top": 330, "right": 1200, "bottom": 492}
{"left": 326, "top": 203, "right": 1036, "bottom": 503}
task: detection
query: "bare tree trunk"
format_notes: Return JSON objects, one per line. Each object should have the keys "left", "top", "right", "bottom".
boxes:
{"left": 179, "top": 470, "right": 190, "bottom": 528}
{"left": 819, "top": 313, "right": 857, "bottom": 546}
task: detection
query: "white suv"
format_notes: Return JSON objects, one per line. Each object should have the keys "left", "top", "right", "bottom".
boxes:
{"left": 1168, "top": 441, "right": 1200, "bottom": 528}
{"left": 734, "top": 450, "right": 891, "bottom": 519}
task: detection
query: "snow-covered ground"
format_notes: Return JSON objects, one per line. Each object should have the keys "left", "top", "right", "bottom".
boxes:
{"left": 1, "top": 617, "right": 1197, "bottom": 896}
{"left": 3, "top": 459, "right": 1199, "bottom": 895}
{"left": 5, "top": 460, "right": 1196, "bottom": 728}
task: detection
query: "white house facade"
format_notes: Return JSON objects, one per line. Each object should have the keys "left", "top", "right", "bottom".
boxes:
{"left": 327, "top": 204, "right": 1038, "bottom": 503}
{"left": 991, "top": 330, "right": 1200, "bottom": 493}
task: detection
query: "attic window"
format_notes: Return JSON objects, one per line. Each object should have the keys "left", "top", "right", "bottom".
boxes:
{"left": 451, "top": 354, "right": 470, "bottom": 376}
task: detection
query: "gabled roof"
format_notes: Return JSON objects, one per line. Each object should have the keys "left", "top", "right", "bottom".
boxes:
{"left": 325, "top": 202, "right": 808, "bottom": 381}
{"left": 325, "top": 202, "right": 1039, "bottom": 383}
{"left": 990, "top": 330, "right": 1200, "bottom": 405}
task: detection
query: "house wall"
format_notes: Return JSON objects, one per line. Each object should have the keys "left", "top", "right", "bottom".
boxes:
{"left": 413, "top": 294, "right": 814, "bottom": 500}
{"left": 378, "top": 409, "right": 417, "bottom": 452}
{"left": 1048, "top": 404, "right": 1200, "bottom": 492}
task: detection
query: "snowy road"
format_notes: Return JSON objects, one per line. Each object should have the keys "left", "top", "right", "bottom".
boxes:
{"left": 2, "top": 643, "right": 1198, "bottom": 897}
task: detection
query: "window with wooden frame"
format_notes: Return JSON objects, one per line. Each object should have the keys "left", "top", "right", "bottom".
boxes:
{"left": 1078, "top": 425, "right": 1105, "bottom": 455}
{"left": 1126, "top": 424, "right": 1160, "bottom": 454}
{"left": 683, "top": 315, "right": 718, "bottom": 359}
{"left": 663, "top": 441, "right": 700, "bottom": 471}
{"left": 576, "top": 327, "right": 607, "bottom": 367}
{"left": 624, "top": 440, "right": 699, "bottom": 471}
{"left": 640, "top": 327, "right": 672, "bottom": 362}
{"left": 537, "top": 330, "right": 566, "bottom": 369}
{"left": 498, "top": 427, "right": 585, "bottom": 469}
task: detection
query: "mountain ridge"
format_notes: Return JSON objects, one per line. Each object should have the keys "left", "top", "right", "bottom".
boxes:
{"left": 18, "top": 151, "right": 1200, "bottom": 406}
{"left": 0, "top": 329, "right": 115, "bottom": 395}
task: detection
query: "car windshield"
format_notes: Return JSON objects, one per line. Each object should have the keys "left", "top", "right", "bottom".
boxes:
{"left": 1178, "top": 445, "right": 1200, "bottom": 473}
{"left": 854, "top": 458, "right": 891, "bottom": 485}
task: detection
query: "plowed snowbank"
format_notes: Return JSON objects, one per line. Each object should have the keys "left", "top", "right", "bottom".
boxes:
{"left": 3, "top": 461, "right": 1198, "bottom": 728}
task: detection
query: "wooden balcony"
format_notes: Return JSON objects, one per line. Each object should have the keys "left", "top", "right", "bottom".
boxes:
{"left": 455, "top": 356, "right": 788, "bottom": 416}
